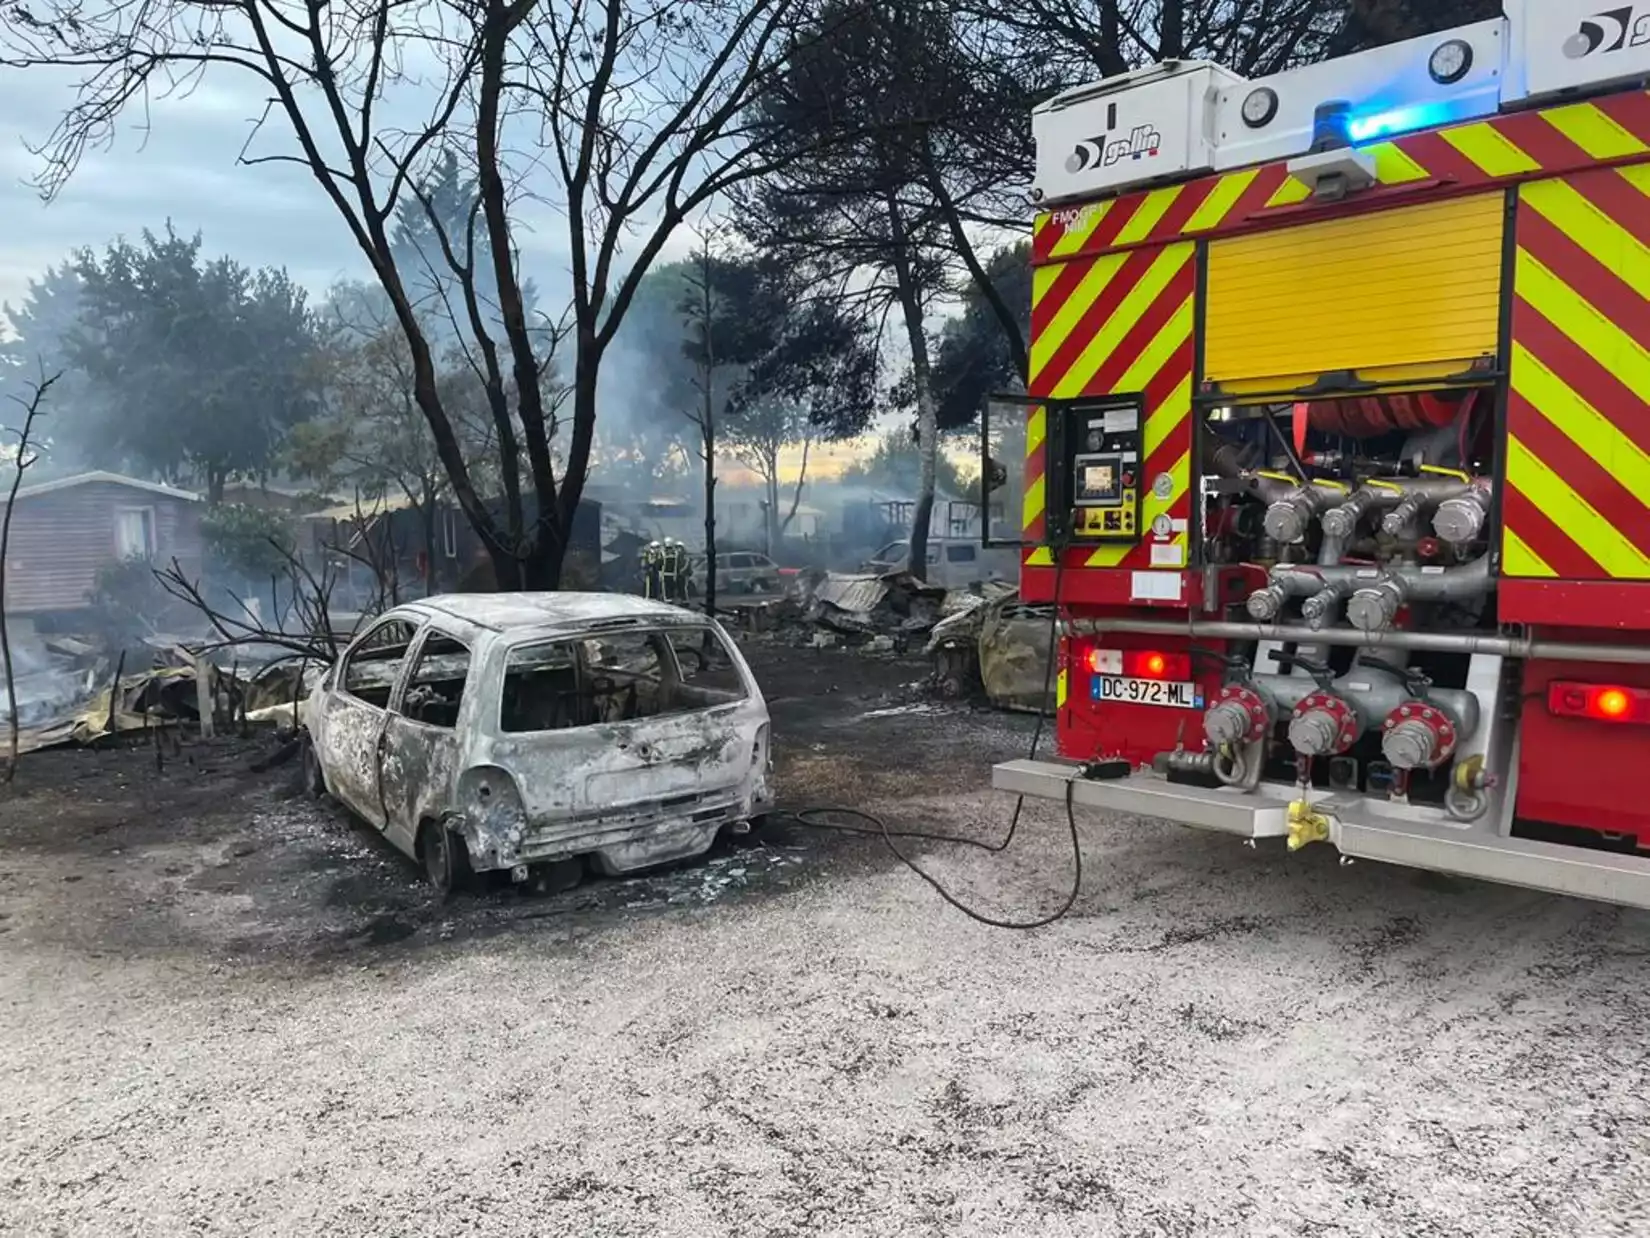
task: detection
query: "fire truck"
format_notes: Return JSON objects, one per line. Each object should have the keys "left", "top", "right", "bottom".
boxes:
{"left": 986, "top": 1, "right": 1650, "bottom": 908}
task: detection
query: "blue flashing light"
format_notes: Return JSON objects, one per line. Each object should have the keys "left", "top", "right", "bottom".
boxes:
{"left": 1346, "top": 101, "right": 1457, "bottom": 145}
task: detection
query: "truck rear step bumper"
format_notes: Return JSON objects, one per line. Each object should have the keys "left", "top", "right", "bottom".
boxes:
{"left": 994, "top": 758, "right": 1650, "bottom": 911}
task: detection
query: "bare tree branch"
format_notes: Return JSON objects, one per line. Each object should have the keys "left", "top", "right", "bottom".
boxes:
{"left": 0, "top": 368, "right": 60, "bottom": 782}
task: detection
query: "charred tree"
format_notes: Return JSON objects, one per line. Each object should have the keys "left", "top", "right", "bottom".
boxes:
{"left": 0, "top": 372, "right": 58, "bottom": 781}
{"left": 682, "top": 234, "right": 724, "bottom": 619}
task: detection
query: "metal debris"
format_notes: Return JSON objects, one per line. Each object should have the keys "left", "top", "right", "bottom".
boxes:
{"left": 757, "top": 569, "right": 948, "bottom": 651}
{"left": 9, "top": 665, "right": 204, "bottom": 756}
{"left": 925, "top": 587, "right": 1054, "bottom": 713}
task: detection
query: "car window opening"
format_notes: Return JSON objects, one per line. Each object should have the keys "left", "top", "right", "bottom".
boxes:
{"left": 500, "top": 626, "right": 748, "bottom": 733}
{"left": 342, "top": 618, "right": 418, "bottom": 709}
{"left": 398, "top": 635, "right": 472, "bottom": 728}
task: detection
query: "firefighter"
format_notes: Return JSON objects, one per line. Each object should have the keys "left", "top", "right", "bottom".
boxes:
{"left": 662, "top": 537, "right": 688, "bottom": 603}
{"left": 658, "top": 538, "right": 676, "bottom": 602}
{"left": 675, "top": 541, "right": 695, "bottom": 603}
{"left": 641, "top": 540, "right": 664, "bottom": 599}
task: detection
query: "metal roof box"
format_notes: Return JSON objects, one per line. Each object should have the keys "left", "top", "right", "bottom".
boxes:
{"left": 1503, "top": 0, "right": 1650, "bottom": 106}
{"left": 1032, "top": 61, "right": 1244, "bottom": 207}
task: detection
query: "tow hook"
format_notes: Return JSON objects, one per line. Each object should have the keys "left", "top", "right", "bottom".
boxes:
{"left": 1445, "top": 754, "right": 1496, "bottom": 823}
{"left": 1286, "top": 799, "right": 1331, "bottom": 852}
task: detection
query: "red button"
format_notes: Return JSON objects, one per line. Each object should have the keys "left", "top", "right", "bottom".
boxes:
{"left": 1122, "top": 471, "right": 1136, "bottom": 488}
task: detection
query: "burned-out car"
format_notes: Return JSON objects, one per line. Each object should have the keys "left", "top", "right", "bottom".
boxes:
{"left": 300, "top": 593, "right": 773, "bottom": 892}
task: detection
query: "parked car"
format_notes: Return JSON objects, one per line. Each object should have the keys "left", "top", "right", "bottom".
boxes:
{"left": 692, "top": 551, "right": 784, "bottom": 595}
{"left": 300, "top": 593, "right": 773, "bottom": 892}
{"left": 863, "top": 538, "right": 1018, "bottom": 590}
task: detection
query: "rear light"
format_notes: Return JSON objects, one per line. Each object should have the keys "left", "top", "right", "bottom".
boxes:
{"left": 1085, "top": 647, "right": 1189, "bottom": 679}
{"left": 1125, "top": 650, "right": 1190, "bottom": 680}
{"left": 1085, "top": 647, "right": 1123, "bottom": 675}
{"left": 1546, "top": 681, "right": 1650, "bottom": 725}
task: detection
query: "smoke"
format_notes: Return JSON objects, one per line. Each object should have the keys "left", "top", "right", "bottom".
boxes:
{"left": 590, "top": 262, "right": 703, "bottom": 502}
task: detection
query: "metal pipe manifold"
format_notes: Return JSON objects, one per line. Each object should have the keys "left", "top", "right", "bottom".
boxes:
{"left": 1321, "top": 483, "right": 1403, "bottom": 541}
{"left": 1432, "top": 481, "right": 1493, "bottom": 546}
{"left": 1345, "top": 556, "right": 1493, "bottom": 633}
{"left": 1377, "top": 475, "right": 1475, "bottom": 538}
{"left": 1264, "top": 479, "right": 1351, "bottom": 546}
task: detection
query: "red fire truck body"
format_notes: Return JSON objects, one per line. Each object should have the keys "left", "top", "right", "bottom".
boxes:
{"left": 990, "top": 3, "right": 1650, "bottom": 907}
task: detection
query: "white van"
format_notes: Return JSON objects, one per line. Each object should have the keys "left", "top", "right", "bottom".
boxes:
{"left": 863, "top": 538, "right": 1017, "bottom": 590}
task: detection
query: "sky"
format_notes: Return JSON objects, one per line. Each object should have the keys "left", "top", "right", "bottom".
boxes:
{"left": 0, "top": 69, "right": 372, "bottom": 308}
{"left": 0, "top": 62, "right": 621, "bottom": 314}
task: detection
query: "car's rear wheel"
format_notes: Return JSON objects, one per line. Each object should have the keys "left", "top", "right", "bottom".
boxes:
{"left": 420, "top": 818, "right": 471, "bottom": 897}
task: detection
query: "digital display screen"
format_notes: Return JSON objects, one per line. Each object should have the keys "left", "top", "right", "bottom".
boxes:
{"left": 1075, "top": 453, "right": 1123, "bottom": 505}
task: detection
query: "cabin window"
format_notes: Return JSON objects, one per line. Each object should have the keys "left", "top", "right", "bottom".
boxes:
{"left": 114, "top": 508, "right": 156, "bottom": 560}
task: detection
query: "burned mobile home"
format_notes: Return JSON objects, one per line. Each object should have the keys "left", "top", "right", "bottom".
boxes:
{"left": 0, "top": 471, "right": 205, "bottom": 623}
{"left": 300, "top": 593, "right": 773, "bottom": 891}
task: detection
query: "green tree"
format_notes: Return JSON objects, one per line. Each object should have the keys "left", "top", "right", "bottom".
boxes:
{"left": 905, "top": 242, "right": 1031, "bottom": 435}
{"left": 678, "top": 241, "right": 880, "bottom": 572}
{"left": 200, "top": 503, "right": 297, "bottom": 581}
{"left": 65, "top": 226, "right": 324, "bottom": 502}
{"left": 841, "top": 430, "right": 974, "bottom": 500}
{"left": 603, "top": 242, "right": 879, "bottom": 564}
{"left": 200, "top": 502, "right": 301, "bottom": 622}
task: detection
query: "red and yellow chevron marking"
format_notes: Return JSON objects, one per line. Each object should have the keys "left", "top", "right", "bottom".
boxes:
{"left": 1502, "top": 166, "right": 1650, "bottom": 581}
{"left": 1023, "top": 241, "right": 1195, "bottom": 571}
{"left": 1022, "top": 402, "right": 1047, "bottom": 546}
{"left": 1032, "top": 91, "right": 1650, "bottom": 264}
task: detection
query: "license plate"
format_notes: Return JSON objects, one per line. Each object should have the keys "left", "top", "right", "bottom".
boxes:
{"left": 1091, "top": 676, "right": 1203, "bottom": 709}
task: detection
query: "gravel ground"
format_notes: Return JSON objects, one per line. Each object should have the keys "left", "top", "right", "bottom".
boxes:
{"left": 2, "top": 641, "right": 1648, "bottom": 1236}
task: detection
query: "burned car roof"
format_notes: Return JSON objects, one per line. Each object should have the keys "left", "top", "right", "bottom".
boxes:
{"left": 398, "top": 592, "right": 704, "bottom": 634}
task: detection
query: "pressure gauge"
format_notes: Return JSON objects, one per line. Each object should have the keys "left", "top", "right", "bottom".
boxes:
{"left": 1241, "top": 87, "right": 1279, "bottom": 129}
{"left": 1151, "top": 514, "right": 1173, "bottom": 538}
{"left": 1429, "top": 39, "right": 1473, "bottom": 84}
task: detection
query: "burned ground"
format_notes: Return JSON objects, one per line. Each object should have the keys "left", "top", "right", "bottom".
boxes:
{"left": 2, "top": 639, "right": 1648, "bottom": 1236}
{"left": 0, "top": 641, "right": 1003, "bottom": 961}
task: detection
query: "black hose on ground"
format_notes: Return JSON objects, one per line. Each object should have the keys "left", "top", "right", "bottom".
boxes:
{"left": 779, "top": 552, "right": 1084, "bottom": 930}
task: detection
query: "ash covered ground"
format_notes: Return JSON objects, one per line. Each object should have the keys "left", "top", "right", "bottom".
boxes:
{"left": 1, "top": 639, "right": 1647, "bottom": 1237}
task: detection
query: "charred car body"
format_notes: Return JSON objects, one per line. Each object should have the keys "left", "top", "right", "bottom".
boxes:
{"left": 301, "top": 593, "right": 773, "bottom": 891}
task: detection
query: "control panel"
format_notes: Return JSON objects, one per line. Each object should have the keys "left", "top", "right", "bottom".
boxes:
{"left": 1047, "top": 397, "right": 1145, "bottom": 545}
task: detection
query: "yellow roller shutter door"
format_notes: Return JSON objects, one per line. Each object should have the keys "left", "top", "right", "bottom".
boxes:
{"left": 1205, "top": 192, "right": 1505, "bottom": 396}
